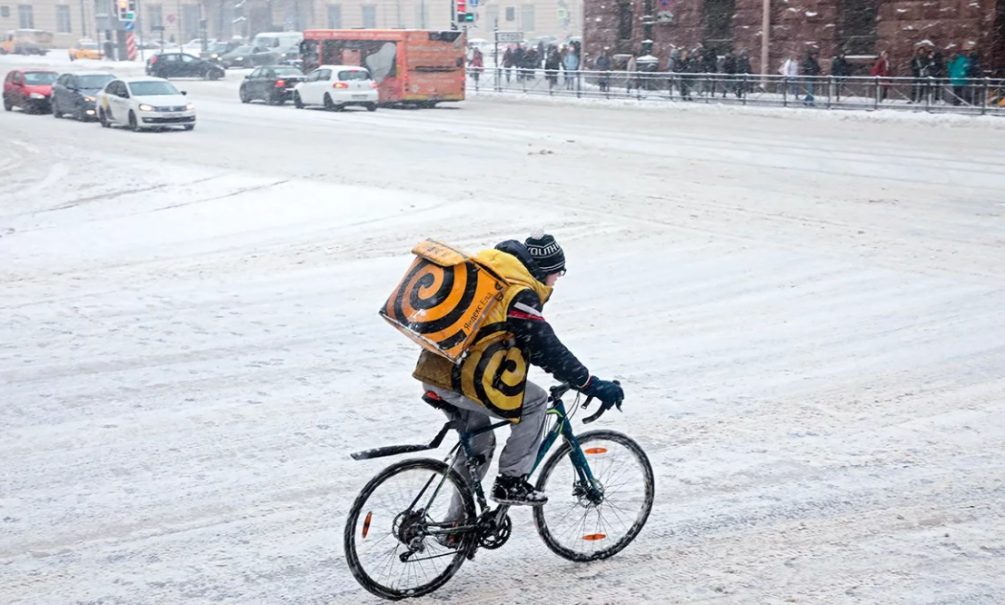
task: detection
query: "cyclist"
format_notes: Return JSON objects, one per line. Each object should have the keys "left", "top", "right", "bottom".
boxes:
{"left": 416, "top": 233, "right": 624, "bottom": 508}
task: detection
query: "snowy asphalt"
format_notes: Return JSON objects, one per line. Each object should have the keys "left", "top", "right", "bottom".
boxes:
{"left": 2, "top": 55, "right": 1005, "bottom": 604}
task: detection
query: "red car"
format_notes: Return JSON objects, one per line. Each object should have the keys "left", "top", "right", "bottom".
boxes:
{"left": 3, "top": 69, "right": 58, "bottom": 113}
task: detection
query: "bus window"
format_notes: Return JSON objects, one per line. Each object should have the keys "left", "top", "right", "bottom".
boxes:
{"left": 321, "top": 40, "right": 396, "bottom": 83}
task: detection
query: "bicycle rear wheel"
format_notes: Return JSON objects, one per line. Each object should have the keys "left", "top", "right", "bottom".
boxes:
{"left": 344, "top": 458, "right": 476, "bottom": 600}
{"left": 533, "top": 430, "right": 654, "bottom": 561}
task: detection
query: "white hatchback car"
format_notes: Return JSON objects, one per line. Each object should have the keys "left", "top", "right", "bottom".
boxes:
{"left": 96, "top": 77, "right": 196, "bottom": 131}
{"left": 293, "top": 65, "right": 378, "bottom": 112}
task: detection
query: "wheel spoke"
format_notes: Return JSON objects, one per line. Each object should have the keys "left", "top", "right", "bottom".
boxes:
{"left": 346, "top": 461, "right": 472, "bottom": 598}
{"left": 534, "top": 432, "right": 653, "bottom": 561}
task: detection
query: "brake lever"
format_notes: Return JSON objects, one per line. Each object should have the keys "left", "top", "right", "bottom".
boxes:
{"left": 582, "top": 406, "right": 605, "bottom": 424}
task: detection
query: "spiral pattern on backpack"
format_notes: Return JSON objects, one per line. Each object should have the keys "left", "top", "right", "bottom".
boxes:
{"left": 385, "top": 257, "right": 481, "bottom": 352}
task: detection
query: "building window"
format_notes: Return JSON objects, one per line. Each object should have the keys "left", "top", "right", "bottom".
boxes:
{"left": 327, "top": 4, "right": 341, "bottom": 28}
{"left": 414, "top": 3, "right": 427, "bottom": 28}
{"left": 17, "top": 4, "right": 33, "bottom": 28}
{"left": 617, "top": 2, "right": 632, "bottom": 40}
{"left": 147, "top": 4, "right": 163, "bottom": 29}
{"left": 0, "top": 6, "right": 10, "bottom": 18}
{"left": 181, "top": 4, "right": 199, "bottom": 40}
{"left": 56, "top": 5, "right": 72, "bottom": 33}
{"left": 362, "top": 4, "right": 376, "bottom": 28}
{"left": 505, "top": 7, "right": 515, "bottom": 21}
{"left": 520, "top": 4, "right": 534, "bottom": 32}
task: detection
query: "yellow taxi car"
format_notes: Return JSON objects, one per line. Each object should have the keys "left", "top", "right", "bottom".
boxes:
{"left": 68, "top": 40, "right": 102, "bottom": 61}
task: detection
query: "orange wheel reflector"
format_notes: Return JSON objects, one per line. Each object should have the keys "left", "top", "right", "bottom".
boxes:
{"left": 584, "top": 447, "right": 608, "bottom": 455}
{"left": 362, "top": 512, "right": 373, "bottom": 539}
{"left": 582, "top": 533, "right": 607, "bottom": 541}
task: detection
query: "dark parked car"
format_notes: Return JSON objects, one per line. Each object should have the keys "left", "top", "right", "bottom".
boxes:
{"left": 51, "top": 71, "right": 115, "bottom": 120}
{"left": 220, "top": 45, "right": 279, "bottom": 69}
{"left": 239, "top": 65, "right": 304, "bottom": 105}
{"left": 3, "top": 69, "right": 57, "bottom": 113}
{"left": 145, "top": 52, "right": 225, "bottom": 80}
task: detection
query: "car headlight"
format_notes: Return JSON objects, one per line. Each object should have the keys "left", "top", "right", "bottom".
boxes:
{"left": 83, "top": 96, "right": 95, "bottom": 103}
{"left": 29, "top": 92, "right": 45, "bottom": 99}
{"left": 138, "top": 103, "right": 155, "bottom": 112}
{"left": 185, "top": 103, "right": 195, "bottom": 111}
{"left": 234, "top": 56, "right": 243, "bottom": 61}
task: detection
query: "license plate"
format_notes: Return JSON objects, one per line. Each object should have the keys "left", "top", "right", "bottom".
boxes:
{"left": 351, "top": 95, "right": 367, "bottom": 100}
{"left": 164, "top": 113, "right": 182, "bottom": 118}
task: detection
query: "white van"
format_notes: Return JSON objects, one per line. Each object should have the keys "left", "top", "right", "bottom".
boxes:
{"left": 251, "top": 31, "right": 303, "bottom": 55}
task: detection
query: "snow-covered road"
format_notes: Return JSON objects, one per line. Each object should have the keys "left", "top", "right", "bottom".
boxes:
{"left": 2, "top": 55, "right": 1005, "bottom": 604}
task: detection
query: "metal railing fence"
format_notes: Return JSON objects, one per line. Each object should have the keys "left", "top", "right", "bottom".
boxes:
{"left": 464, "top": 67, "right": 1005, "bottom": 116}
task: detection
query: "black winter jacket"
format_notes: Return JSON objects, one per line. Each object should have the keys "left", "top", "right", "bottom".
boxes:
{"left": 494, "top": 240, "right": 590, "bottom": 388}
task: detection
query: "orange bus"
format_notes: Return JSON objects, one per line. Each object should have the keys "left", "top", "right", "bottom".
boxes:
{"left": 300, "top": 29, "right": 465, "bottom": 107}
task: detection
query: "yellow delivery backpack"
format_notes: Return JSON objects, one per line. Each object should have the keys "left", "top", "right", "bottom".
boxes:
{"left": 380, "top": 240, "right": 508, "bottom": 363}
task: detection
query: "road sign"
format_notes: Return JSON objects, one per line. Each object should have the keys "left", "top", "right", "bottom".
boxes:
{"left": 495, "top": 31, "right": 523, "bottom": 43}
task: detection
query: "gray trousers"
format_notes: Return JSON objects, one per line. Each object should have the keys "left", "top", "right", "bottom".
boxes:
{"left": 423, "top": 381, "right": 549, "bottom": 519}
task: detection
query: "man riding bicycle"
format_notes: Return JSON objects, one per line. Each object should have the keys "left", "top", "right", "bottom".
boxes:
{"left": 414, "top": 233, "right": 624, "bottom": 506}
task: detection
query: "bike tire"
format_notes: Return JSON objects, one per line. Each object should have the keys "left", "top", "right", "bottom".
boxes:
{"left": 344, "top": 458, "right": 476, "bottom": 600}
{"left": 533, "top": 430, "right": 654, "bottom": 562}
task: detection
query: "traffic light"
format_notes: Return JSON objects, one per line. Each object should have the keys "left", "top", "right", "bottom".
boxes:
{"left": 117, "top": 0, "right": 136, "bottom": 21}
{"left": 456, "top": 0, "right": 474, "bottom": 23}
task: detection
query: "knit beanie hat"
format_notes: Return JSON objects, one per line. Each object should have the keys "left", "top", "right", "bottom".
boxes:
{"left": 525, "top": 233, "right": 566, "bottom": 274}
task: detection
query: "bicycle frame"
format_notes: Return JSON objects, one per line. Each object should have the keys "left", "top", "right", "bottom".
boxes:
{"left": 350, "top": 386, "right": 603, "bottom": 550}
{"left": 446, "top": 391, "right": 601, "bottom": 520}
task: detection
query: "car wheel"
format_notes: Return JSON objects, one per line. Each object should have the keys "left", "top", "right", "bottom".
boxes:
{"left": 98, "top": 108, "right": 109, "bottom": 127}
{"left": 183, "top": 124, "right": 195, "bottom": 131}
{"left": 76, "top": 105, "right": 87, "bottom": 121}
{"left": 366, "top": 103, "right": 377, "bottom": 112}
{"left": 239, "top": 86, "right": 250, "bottom": 103}
{"left": 3, "top": 95, "right": 10, "bottom": 111}
{"left": 293, "top": 92, "right": 303, "bottom": 109}
{"left": 209, "top": 69, "right": 222, "bottom": 81}
{"left": 128, "top": 110, "right": 140, "bottom": 132}
{"left": 323, "top": 93, "right": 334, "bottom": 111}
{"left": 52, "top": 100, "right": 61, "bottom": 118}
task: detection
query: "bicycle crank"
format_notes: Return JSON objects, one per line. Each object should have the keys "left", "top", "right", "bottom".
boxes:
{"left": 476, "top": 510, "right": 513, "bottom": 550}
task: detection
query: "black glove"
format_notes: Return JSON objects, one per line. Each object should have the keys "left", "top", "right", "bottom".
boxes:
{"left": 580, "top": 376, "right": 624, "bottom": 409}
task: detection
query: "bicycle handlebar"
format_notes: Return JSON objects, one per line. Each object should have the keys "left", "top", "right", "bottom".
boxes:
{"left": 550, "top": 380, "right": 622, "bottom": 424}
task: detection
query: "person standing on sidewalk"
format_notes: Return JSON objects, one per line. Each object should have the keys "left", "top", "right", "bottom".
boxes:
{"left": 801, "top": 47, "right": 822, "bottom": 105}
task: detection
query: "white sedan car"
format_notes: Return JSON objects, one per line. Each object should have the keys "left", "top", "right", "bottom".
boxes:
{"left": 292, "top": 65, "right": 378, "bottom": 112}
{"left": 96, "top": 77, "right": 196, "bottom": 131}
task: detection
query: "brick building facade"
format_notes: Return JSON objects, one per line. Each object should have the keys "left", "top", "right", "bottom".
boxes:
{"left": 583, "top": 0, "right": 1005, "bottom": 76}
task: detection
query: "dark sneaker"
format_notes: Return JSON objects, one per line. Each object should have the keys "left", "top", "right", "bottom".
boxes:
{"left": 491, "top": 474, "right": 548, "bottom": 506}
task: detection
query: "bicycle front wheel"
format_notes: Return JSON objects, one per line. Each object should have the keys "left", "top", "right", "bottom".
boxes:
{"left": 533, "top": 430, "right": 654, "bottom": 562}
{"left": 344, "top": 458, "right": 476, "bottom": 600}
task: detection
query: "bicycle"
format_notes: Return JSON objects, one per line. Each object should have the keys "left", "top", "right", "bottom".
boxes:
{"left": 343, "top": 383, "right": 655, "bottom": 600}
